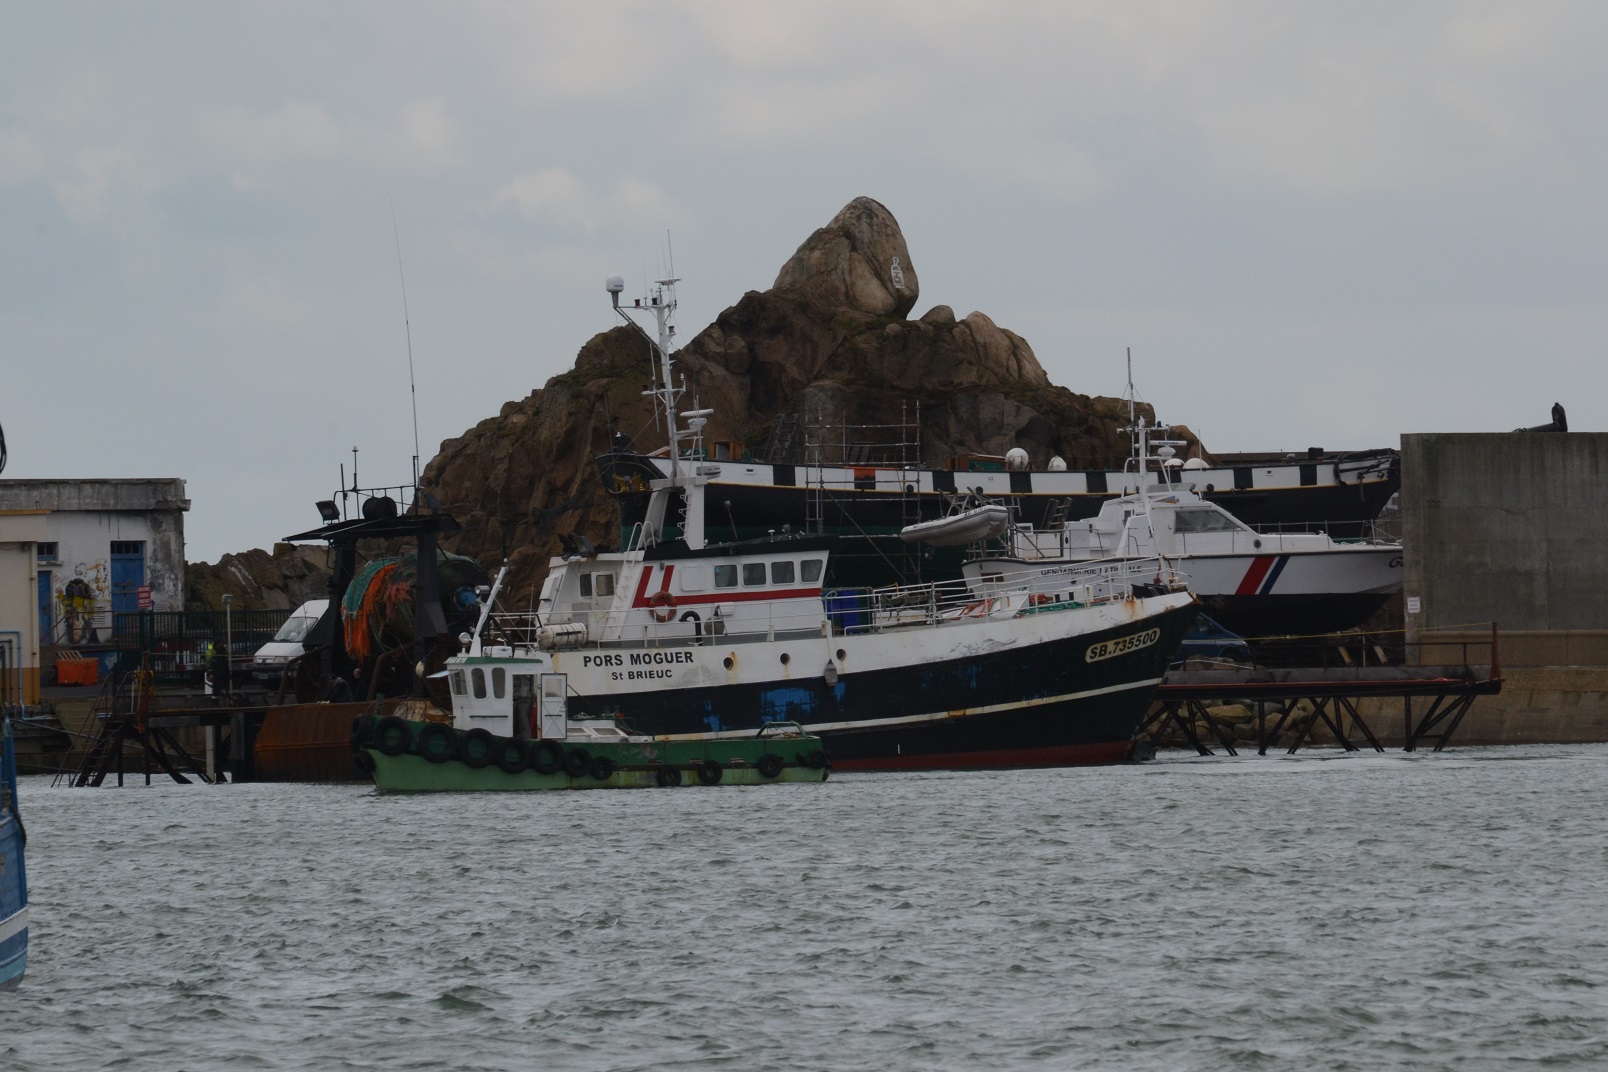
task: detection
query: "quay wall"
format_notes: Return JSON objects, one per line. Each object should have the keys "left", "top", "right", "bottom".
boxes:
{"left": 1393, "top": 433, "right": 1608, "bottom": 745}
{"left": 1401, "top": 433, "right": 1608, "bottom": 637}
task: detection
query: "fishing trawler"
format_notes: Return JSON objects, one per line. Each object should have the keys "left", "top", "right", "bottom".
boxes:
{"left": 939, "top": 421, "right": 1402, "bottom": 637}
{"left": 1, "top": 707, "right": 27, "bottom": 989}
{"left": 419, "top": 276, "right": 1198, "bottom": 770}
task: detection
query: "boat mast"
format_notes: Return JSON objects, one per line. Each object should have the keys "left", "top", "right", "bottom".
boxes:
{"left": 605, "top": 273, "right": 708, "bottom": 550}
{"left": 608, "top": 274, "right": 684, "bottom": 481}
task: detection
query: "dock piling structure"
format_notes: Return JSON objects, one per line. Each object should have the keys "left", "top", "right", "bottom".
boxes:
{"left": 1141, "top": 628, "right": 1501, "bottom": 756}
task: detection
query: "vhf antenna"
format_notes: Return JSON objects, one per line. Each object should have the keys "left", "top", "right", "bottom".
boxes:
{"left": 391, "top": 200, "right": 423, "bottom": 489}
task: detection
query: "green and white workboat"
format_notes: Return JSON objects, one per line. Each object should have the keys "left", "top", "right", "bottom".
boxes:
{"left": 351, "top": 712, "right": 828, "bottom": 792}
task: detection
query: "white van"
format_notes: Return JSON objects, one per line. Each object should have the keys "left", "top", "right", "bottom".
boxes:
{"left": 251, "top": 599, "right": 329, "bottom": 681}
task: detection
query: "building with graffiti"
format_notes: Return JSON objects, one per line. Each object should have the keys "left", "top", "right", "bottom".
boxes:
{"left": 0, "top": 480, "right": 189, "bottom": 692}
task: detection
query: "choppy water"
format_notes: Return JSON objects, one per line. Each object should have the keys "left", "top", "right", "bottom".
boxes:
{"left": 5, "top": 745, "right": 1608, "bottom": 1070}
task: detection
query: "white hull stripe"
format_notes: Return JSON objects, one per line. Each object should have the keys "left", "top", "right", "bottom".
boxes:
{"left": 647, "top": 676, "right": 1164, "bottom": 741}
{"left": 0, "top": 907, "right": 28, "bottom": 945}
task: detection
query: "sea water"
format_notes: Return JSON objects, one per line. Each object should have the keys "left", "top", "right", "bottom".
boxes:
{"left": 4, "top": 745, "right": 1607, "bottom": 1070}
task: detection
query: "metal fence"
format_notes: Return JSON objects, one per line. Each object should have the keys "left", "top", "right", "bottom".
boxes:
{"left": 110, "top": 610, "right": 293, "bottom": 681}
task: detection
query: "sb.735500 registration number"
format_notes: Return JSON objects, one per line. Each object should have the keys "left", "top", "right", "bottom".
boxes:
{"left": 1085, "top": 627, "right": 1161, "bottom": 663}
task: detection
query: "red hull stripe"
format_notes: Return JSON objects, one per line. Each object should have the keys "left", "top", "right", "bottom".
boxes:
{"left": 632, "top": 586, "right": 823, "bottom": 609}
{"left": 833, "top": 740, "right": 1136, "bottom": 771}
{"left": 1234, "top": 555, "right": 1275, "bottom": 596}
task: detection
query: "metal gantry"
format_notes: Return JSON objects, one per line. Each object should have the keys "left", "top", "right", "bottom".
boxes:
{"left": 1140, "top": 629, "right": 1501, "bottom": 757}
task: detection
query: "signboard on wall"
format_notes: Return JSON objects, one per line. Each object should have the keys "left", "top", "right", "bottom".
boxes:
{"left": 136, "top": 585, "right": 153, "bottom": 610}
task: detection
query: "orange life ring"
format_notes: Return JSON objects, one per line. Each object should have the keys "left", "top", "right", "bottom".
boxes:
{"left": 649, "top": 590, "right": 676, "bottom": 623}
{"left": 1030, "top": 593, "right": 1053, "bottom": 607}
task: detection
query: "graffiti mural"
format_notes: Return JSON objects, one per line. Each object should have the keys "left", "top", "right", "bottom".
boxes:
{"left": 57, "top": 561, "right": 108, "bottom": 644}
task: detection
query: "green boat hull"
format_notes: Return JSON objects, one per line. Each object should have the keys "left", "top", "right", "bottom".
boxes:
{"left": 353, "top": 715, "right": 829, "bottom": 793}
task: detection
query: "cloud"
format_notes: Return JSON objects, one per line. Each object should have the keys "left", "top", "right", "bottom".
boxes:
{"left": 0, "top": 128, "right": 44, "bottom": 184}
{"left": 400, "top": 97, "right": 460, "bottom": 167}
{"left": 495, "top": 167, "right": 594, "bottom": 231}
{"left": 212, "top": 273, "right": 312, "bottom": 334}
{"left": 493, "top": 169, "right": 681, "bottom": 233}
{"left": 54, "top": 148, "right": 144, "bottom": 223}
{"left": 201, "top": 100, "right": 341, "bottom": 163}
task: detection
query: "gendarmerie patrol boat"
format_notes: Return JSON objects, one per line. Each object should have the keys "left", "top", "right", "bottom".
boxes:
{"left": 942, "top": 421, "right": 1402, "bottom": 638}
{"left": 430, "top": 275, "right": 1199, "bottom": 770}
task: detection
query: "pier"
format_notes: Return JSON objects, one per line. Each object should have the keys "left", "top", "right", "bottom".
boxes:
{"left": 1141, "top": 627, "right": 1502, "bottom": 756}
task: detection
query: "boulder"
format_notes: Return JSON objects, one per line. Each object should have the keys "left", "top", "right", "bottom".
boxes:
{"left": 774, "top": 197, "right": 920, "bottom": 317}
{"left": 186, "top": 543, "right": 332, "bottom": 611}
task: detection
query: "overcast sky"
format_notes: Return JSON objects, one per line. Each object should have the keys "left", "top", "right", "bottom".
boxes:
{"left": 5, "top": 2, "right": 1605, "bottom": 561}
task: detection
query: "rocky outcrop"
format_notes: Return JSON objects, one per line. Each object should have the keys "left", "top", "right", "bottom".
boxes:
{"left": 186, "top": 543, "right": 332, "bottom": 611}
{"left": 191, "top": 197, "right": 1200, "bottom": 608}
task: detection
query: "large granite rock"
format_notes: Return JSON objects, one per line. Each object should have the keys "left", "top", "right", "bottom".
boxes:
{"left": 190, "top": 197, "right": 1197, "bottom": 608}
{"left": 774, "top": 196, "right": 920, "bottom": 317}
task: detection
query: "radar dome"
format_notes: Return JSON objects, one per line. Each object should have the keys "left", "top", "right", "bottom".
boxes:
{"left": 1047, "top": 456, "right": 1067, "bottom": 472}
{"left": 1005, "top": 448, "right": 1030, "bottom": 471}
{"left": 1182, "top": 457, "right": 1208, "bottom": 470}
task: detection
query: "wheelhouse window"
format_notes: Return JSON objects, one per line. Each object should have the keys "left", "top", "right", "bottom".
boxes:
{"left": 770, "top": 561, "right": 795, "bottom": 585}
{"left": 714, "top": 564, "right": 738, "bottom": 588}
{"left": 743, "top": 563, "right": 767, "bottom": 586}
{"left": 578, "top": 572, "right": 615, "bottom": 598}
{"left": 472, "top": 667, "right": 487, "bottom": 699}
{"left": 801, "top": 559, "right": 824, "bottom": 583}
{"left": 492, "top": 667, "right": 506, "bottom": 699}
{"left": 1173, "top": 509, "right": 1241, "bottom": 533}
{"left": 450, "top": 670, "right": 466, "bottom": 696}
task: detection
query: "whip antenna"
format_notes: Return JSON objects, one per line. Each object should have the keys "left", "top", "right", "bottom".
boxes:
{"left": 391, "top": 199, "right": 423, "bottom": 489}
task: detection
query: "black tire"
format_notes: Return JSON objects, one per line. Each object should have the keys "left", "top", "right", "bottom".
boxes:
{"left": 352, "top": 749, "right": 376, "bottom": 777}
{"left": 806, "top": 749, "right": 828, "bottom": 770}
{"left": 757, "top": 753, "right": 784, "bottom": 779}
{"left": 349, "top": 714, "right": 372, "bottom": 751}
{"left": 494, "top": 737, "right": 531, "bottom": 775}
{"left": 589, "top": 755, "right": 616, "bottom": 781}
{"left": 416, "top": 722, "right": 457, "bottom": 764}
{"left": 373, "top": 715, "right": 411, "bottom": 757}
{"left": 562, "top": 747, "right": 591, "bottom": 778}
{"left": 697, "top": 759, "right": 723, "bottom": 786}
{"left": 532, "top": 740, "right": 565, "bottom": 775}
{"left": 655, "top": 766, "right": 682, "bottom": 788}
{"left": 458, "top": 728, "right": 495, "bottom": 769}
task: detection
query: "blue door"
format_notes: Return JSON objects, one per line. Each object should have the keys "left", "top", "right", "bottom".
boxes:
{"left": 37, "top": 571, "right": 52, "bottom": 643}
{"left": 110, "top": 542, "right": 145, "bottom": 614}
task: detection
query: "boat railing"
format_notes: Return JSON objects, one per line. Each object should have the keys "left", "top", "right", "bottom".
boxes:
{"left": 1248, "top": 519, "right": 1398, "bottom": 542}
{"left": 834, "top": 557, "right": 1182, "bottom": 634}
{"left": 483, "top": 596, "right": 836, "bottom": 650}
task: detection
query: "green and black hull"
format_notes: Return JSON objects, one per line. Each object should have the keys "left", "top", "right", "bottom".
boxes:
{"left": 351, "top": 714, "right": 828, "bottom": 792}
